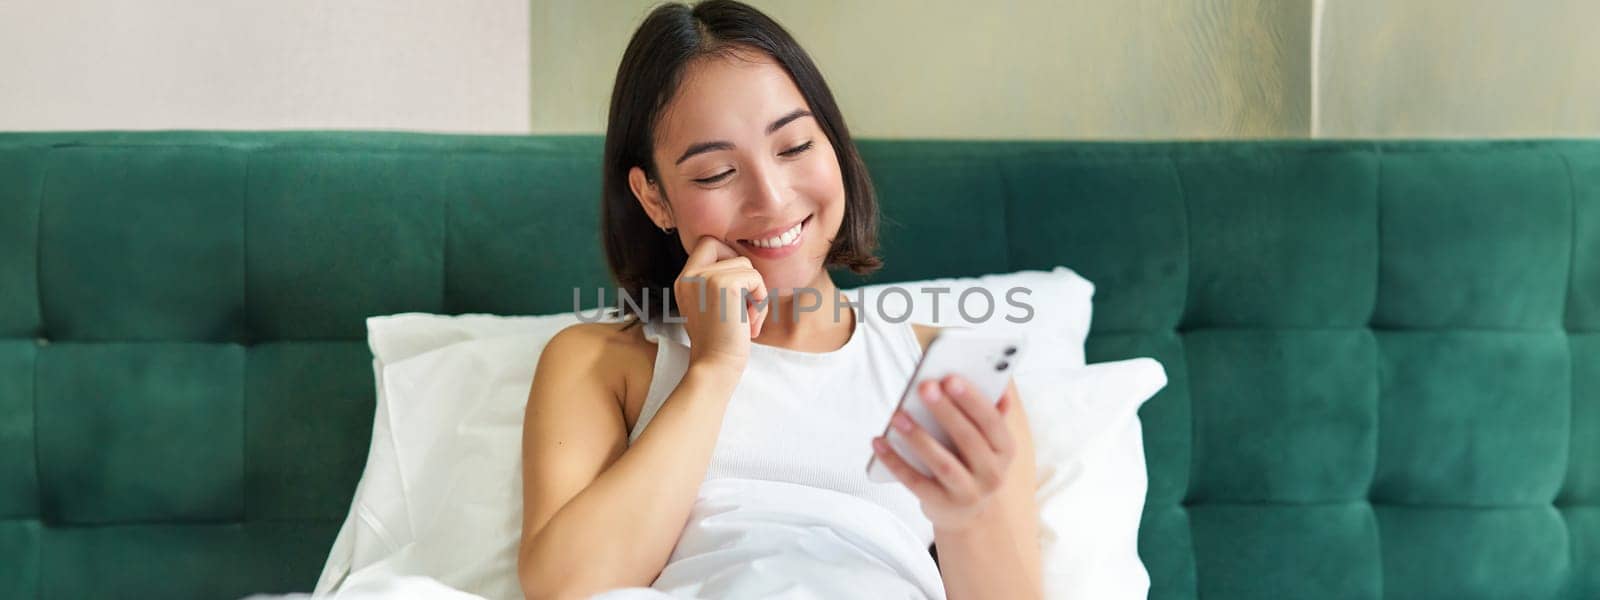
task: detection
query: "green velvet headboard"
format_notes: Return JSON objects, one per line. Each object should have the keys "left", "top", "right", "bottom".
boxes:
{"left": 0, "top": 132, "right": 1595, "bottom": 599}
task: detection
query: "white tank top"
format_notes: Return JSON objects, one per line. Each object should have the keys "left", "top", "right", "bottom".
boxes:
{"left": 620, "top": 312, "right": 946, "bottom": 600}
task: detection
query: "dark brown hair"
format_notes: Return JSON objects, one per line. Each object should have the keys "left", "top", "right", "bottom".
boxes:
{"left": 600, "top": 0, "right": 882, "bottom": 324}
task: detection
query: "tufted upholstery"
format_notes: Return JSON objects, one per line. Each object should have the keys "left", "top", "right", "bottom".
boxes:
{"left": 0, "top": 132, "right": 1595, "bottom": 599}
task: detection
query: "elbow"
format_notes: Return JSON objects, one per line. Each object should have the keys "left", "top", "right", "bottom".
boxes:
{"left": 517, "top": 562, "right": 568, "bottom": 600}
{"left": 521, "top": 587, "right": 586, "bottom": 600}
{"left": 520, "top": 562, "right": 645, "bottom": 600}
{"left": 517, "top": 536, "right": 557, "bottom": 600}
{"left": 517, "top": 567, "right": 549, "bottom": 600}
{"left": 519, "top": 585, "right": 575, "bottom": 600}
{"left": 517, "top": 537, "right": 600, "bottom": 600}
{"left": 519, "top": 572, "right": 607, "bottom": 600}
{"left": 519, "top": 525, "right": 664, "bottom": 599}
{"left": 518, "top": 541, "right": 565, "bottom": 600}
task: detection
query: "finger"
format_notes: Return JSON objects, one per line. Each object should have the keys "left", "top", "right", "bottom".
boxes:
{"left": 742, "top": 276, "right": 769, "bottom": 338}
{"left": 709, "top": 270, "right": 766, "bottom": 333}
{"left": 749, "top": 297, "right": 768, "bottom": 338}
{"left": 694, "top": 256, "right": 753, "bottom": 274}
{"left": 872, "top": 436, "right": 944, "bottom": 500}
{"left": 919, "top": 380, "right": 1004, "bottom": 491}
{"left": 890, "top": 409, "right": 980, "bottom": 503}
{"left": 941, "top": 374, "right": 1015, "bottom": 458}
{"left": 699, "top": 270, "right": 760, "bottom": 306}
{"left": 686, "top": 258, "right": 751, "bottom": 283}
{"left": 685, "top": 235, "right": 741, "bottom": 269}
{"left": 690, "top": 270, "right": 765, "bottom": 338}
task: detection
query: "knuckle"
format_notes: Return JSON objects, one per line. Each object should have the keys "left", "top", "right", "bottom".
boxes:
{"left": 996, "top": 443, "right": 1014, "bottom": 461}
{"left": 951, "top": 486, "right": 977, "bottom": 504}
{"left": 960, "top": 420, "right": 987, "bottom": 444}
{"left": 950, "top": 425, "right": 979, "bottom": 446}
{"left": 978, "top": 469, "right": 1004, "bottom": 491}
{"left": 957, "top": 387, "right": 985, "bottom": 406}
{"left": 972, "top": 398, "right": 999, "bottom": 419}
{"left": 995, "top": 427, "right": 1016, "bottom": 449}
{"left": 980, "top": 413, "right": 1005, "bottom": 434}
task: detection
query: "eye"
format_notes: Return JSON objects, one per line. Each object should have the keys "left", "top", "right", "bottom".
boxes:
{"left": 780, "top": 140, "right": 814, "bottom": 157}
{"left": 693, "top": 170, "right": 734, "bottom": 185}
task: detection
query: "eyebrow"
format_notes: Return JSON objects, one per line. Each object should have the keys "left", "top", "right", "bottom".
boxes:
{"left": 673, "top": 108, "right": 813, "bottom": 166}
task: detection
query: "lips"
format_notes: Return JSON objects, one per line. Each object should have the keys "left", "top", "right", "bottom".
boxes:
{"left": 736, "top": 214, "right": 812, "bottom": 250}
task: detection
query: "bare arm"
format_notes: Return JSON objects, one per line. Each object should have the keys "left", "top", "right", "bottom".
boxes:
{"left": 932, "top": 378, "right": 1043, "bottom": 600}
{"left": 907, "top": 324, "right": 1043, "bottom": 598}
{"left": 516, "top": 323, "right": 742, "bottom": 600}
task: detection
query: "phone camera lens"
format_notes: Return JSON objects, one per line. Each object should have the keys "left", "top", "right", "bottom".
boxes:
{"left": 995, "top": 361, "right": 1009, "bottom": 371}
{"left": 1003, "top": 346, "right": 1017, "bottom": 356}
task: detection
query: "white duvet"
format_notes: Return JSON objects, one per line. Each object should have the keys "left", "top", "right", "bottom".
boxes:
{"left": 586, "top": 477, "right": 945, "bottom": 600}
{"left": 239, "top": 574, "right": 486, "bottom": 599}
{"left": 245, "top": 478, "right": 941, "bottom": 600}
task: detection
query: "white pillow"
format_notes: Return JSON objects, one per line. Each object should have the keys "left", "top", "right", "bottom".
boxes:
{"left": 315, "top": 267, "right": 1133, "bottom": 599}
{"left": 1016, "top": 358, "right": 1167, "bottom": 600}
{"left": 314, "top": 312, "right": 588, "bottom": 600}
{"left": 852, "top": 266, "right": 1094, "bottom": 372}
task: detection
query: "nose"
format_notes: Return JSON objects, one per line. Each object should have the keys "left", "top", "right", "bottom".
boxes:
{"left": 740, "top": 159, "right": 787, "bottom": 214}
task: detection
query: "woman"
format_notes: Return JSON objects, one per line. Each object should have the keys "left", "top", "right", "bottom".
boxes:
{"left": 516, "top": 2, "right": 1041, "bottom": 598}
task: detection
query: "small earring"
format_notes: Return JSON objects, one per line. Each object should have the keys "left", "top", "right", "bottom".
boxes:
{"left": 662, "top": 225, "right": 676, "bottom": 234}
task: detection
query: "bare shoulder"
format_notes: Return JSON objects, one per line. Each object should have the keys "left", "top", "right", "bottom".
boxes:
{"left": 538, "top": 319, "right": 657, "bottom": 405}
{"left": 547, "top": 320, "right": 652, "bottom": 380}
{"left": 520, "top": 318, "right": 658, "bottom": 550}
{"left": 546, "top": 318, "right": 656, "bottom": 359}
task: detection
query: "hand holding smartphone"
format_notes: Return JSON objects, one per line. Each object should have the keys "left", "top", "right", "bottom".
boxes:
{"left": 866, "top": 328, "right": 1025, "bottom": 483}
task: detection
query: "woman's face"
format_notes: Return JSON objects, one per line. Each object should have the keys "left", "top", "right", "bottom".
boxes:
{"left": 630, "top": 49, "right": 846, "bottom": 296}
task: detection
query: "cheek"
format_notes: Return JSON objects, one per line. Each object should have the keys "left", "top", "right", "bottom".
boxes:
{"left": 667, "top": 189, "right": 737, "bottom": 233}
{"left": 796, "top": 151, "right": 847, "bottom": 214}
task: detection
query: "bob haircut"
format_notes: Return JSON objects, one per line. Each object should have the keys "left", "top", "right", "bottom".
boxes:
{"left": 600, "top": 0, "right": 882, "bottom": 324}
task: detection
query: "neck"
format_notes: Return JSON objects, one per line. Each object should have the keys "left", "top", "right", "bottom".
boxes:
{"left": 752, "top": 271, "right": 855, "bottom": 352}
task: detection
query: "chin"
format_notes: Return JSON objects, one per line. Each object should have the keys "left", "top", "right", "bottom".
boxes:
{"left": 758, "top": 263, "right": 823, "bottom": 296}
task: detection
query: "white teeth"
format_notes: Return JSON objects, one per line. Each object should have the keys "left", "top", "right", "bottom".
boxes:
{"left": 749, "top": 220, "right": 803, "bottom": 249}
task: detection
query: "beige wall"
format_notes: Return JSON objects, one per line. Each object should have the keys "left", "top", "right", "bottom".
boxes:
{"left": 2, "top": 1, "right": 1592, "bottom": 137}
{"left": 0, "top": 0, "right": 530, "bottom": 132}
{"left": 531, "top": 0, "right": 1312, "bottom": 139}
{"left": 533, "top": 0, "right": 1599, "bottom": 139}
{"left": 1315, "top": 0, "right": 1600, "bottom": 138}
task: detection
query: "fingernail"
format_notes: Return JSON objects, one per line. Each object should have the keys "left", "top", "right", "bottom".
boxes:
{"left": 893, "top": 413, "right": 913, "bottom": 432}
{"left": 872, "top": 437, "right": 886, "bottom": 452}
{"left": 923, "top": 389, "right": 941, "bottom": 405}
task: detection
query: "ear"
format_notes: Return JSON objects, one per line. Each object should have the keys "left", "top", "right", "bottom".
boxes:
{"left": 628, "top": 166, "right": 673, "bottom": 231}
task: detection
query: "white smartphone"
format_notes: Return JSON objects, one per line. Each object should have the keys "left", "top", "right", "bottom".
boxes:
{"left": 866, "top": 327, "right": 1026, "bottom": 484}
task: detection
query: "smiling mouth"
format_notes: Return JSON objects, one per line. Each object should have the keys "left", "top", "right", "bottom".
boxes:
{"left": 737, "top": 214, "right": 812, "bottom": 249}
